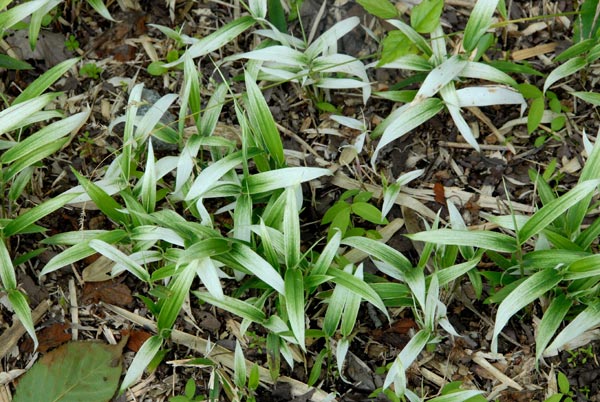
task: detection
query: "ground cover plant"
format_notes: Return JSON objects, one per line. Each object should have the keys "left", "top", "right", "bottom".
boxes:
{"left": 3, "top": 0, "right": 600, "bottom": 401}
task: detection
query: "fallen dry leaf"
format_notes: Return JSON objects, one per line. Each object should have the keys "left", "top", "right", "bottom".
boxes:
{"left": 21, "top": 322, "right": 71, "bottom": 353}
{"left": 121, "top": 329, "right": 152, "bottom": 352}
{"left": 82, "top": 280, "right": 133, "bottom": 306}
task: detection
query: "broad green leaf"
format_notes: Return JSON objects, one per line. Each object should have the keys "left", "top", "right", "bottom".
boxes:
{"left": 407, "top": 229, "right": 518, "bottom": 253}
{"left": 0, "top": 239, "right": 17, "bottom": 290}
{"left": 372, "top": 98, "right": 444, "bottom": 166}
{"left": 492, "top": 268, "right": 562, "bottom": 353}
{"left": 327, "top": 267, "right": 389, "bottom": 319}
{"left": 8, "top": 290, "right": 37, "bottom": 350}
{"left": 178, "top": 238, "right": 231, "bottom": 265}
{"left": 168, "top": 16, "right": 255, "bottom": 65}
{"left": 528, "top": 96, "right": 545, "bottom": 134}
{"left": 120, "top": 335, "right": 162, "bottom": 393}
{"left": 519, "top": 179, "right": 600, "bottom": 243}
{"left": 157, "top": 262, "right": 197, "bottom": 330}
{"left": 194, "top": 291, "right": 267, "bottom": 323}
{"left": 545, "top": 300, "right": 600, "bottom": 357}
{"left": 234, "top": 341, "right": 246, "bottom": 388}
{"left": 554, "top": 39, "right": 596, "bottom": 62}
{"left": 244, "top": 167, "right": 332, "bottom": 194}
{"left": 357, "top": 0, "right": 397, "bottom": 18}
{"left": 536, "top": 294, "right": 572, "bottom": 361}
{"left": 245, "top": 71, "right": 285, "bottom": 168}
{"left": 3, "top": 193, "right": 79, "bottom": 237}
{"left": 544, "top": 57, "right": 587, "bottom": 93}
{"left": 463, "top": 0, "right": 500, "bottom": 52}
{"left": 411, "top": 0, "right": 443, "bottom": 33}
{"left": 351, "top": 202, "right": 387, "bottom": 224}
{"left": 14, "top": 341, "right": 123, "bottom": 402}
{"left": 285, "top": 268, "right": 305, "bottom": 349}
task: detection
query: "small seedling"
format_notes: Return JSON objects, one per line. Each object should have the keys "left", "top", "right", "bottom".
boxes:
{"left": 80, "top": 63, "right": 102, "bottom": 79}
{"left": 65, "top": 34, "right": 80, "bottom": 51}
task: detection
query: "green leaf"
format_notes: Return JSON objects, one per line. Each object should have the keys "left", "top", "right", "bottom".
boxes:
{"left": 86, "top": 0, "right": 114, "bottom": 20}
{"left": 14, "top": 341, "right": 123, "bottom": 402}
{"left": 285, "top": 268, "right": 305, "bottom": 349}
{"left": 327, "top": 267, "right": 389, "bottom": 320}
{"left": 194, "top": 291, "right": 267, "bottom": 323}
{"left": 157, "top": 262, "right": 197, "bottom": 330}
{"left": 72, "top": 169, "right": 130, "bottom": 225}
{"left": 407, "top": 229, "right": 517, "bottom": 253}
{"left": 89, "top": 240, "right": 150, "bottom": 282}
{"left": 244, "top": 167, "right": 332, "bottom": 194}
{"left": 8, "top": 290, "right": 37, "bottom": 350}
{"left": 0, "top": 54, "right": 32, "bottom": 70}
{"left": 557, "top": 371, "right": 570, "bottom": 394}
{"left": 411, "top": 0, "right": 443, "bottom": 33}
{"left": 428, "top": 390, "right": 485, "bottom": 402}
{"left": 545, "top": 300, "right": 600, "bottom": 356}
{"left": 463, "top": 0, "right": 500, "bottom": 52}
{"left": 356, "top": 0, "right": 398, "bottom": 19}
{"left": 0, "top": 238, "right": 17, "bottom": 290}
{"left": 544, "top": 57, "right": 587, "bottom": 93}
{"left": 234, "top": 341, "right": 246, "bottom": 388}
{"left": 492, "top": 268, "right": 562, "bottom": 353}
{"left": 341, "top": 236, "right": 413, "bottom": 272}
{"left": 372, "top": 98, "right": 444, "bottom": 166}
{"left": 120, "top": 335, "right": 162, "bottom": 393}
{"left": 527, "top": 97, "right": 545, "bottom": 134}
{"left": 535, "top": 294, "right": 572, "bottom": 361}
{"left": 573, "top": 91, "right": 600, "bottom": 106}
{"left": 13, "top": 58, "right": 79, "bottom": 105}
{"left": 519, "top": 179, "right": 600, "bottom": 243}
{"left": 168, "top": 16, "right": 255, "bottom": 65}
{"left": 0, "top": 0, "right": 46, "bottom": 31}
{"left": 4, "top": 193, "right": 79, "bottom": 237}
{"left": 283, "top": 187, "right": 301, "bottom": 269}
{"left": 351, "top": 202, "right": 387, "bottom": 224}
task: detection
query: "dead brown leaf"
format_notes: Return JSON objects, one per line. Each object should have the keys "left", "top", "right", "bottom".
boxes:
{"left": 82, "top": 280, "right": 133, "bottom": 306}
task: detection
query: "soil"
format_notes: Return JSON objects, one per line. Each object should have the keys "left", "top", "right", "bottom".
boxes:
{"left": 2, "top": 0, "right": 600, "bottom": 401}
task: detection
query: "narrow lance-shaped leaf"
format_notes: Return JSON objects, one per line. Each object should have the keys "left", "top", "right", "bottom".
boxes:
{"left": 519, "top": 179, "right": 600, "bottom": 243}
{"left": 89, "top": 240, "right": 150, "bottom": 282}
{"left": 167, "top": 16, "right": 255, "bottom": 65}
{"left": 407, "top": 228, "right": 518, "bottom": 253}
{"left": 0, "top": 92, "right": 58, "bottom": 136}
{"left": 544, "top": 300, "right": 600, "bottom": 357}
{"left": 193, "top": 291, "right": 267, "bottom": 323}
{"left": 8, "top": 290, "right": 37, "bottom": 350}
{"left": 0, "top": 240, "right": 17, "bottom": 290}
{"left": 285, "top": 268, "right": 305, "bottom": 349}
{"left": 13, "top": 58, "right": 78, "bottom": 104}
{"left": 463, "top": 0, "right": 500, "bottom": 52}
{"left": 536, "top": 294, "right": 572, "bottom": 361}
{"left": 244, "top": 71, "right": 285, "bottom": 168}
{"left": 119, "top": 335, "right": 162, "bottom": 393}
{"left": 244, "top": 167, "right": 332, "bottom": 194}
{"left": 327, "top": 267, "right": 389, "bottom": 320}
{"left": 544, "top": 57, "right": 587, "bottom": 93}
{"left": 283, "top": 187, "right": 301, "bottom": 269}
{"left": 3, "top": 193, "right": 80, "bottom": 237}
{"left": 492, "top": 268, "right": 562, "bottom": 353}
{"left": 372, "top": 98, "right": 444, "bottom": 167}
{"left": 157, "top": 262, "right": 197, "bottom": 330}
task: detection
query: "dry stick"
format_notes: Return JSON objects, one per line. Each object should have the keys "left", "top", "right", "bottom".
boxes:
{"left": 466, "top": 106, "right": 516, "bottom": 154}
{"left": 472, "top": 351, "right": 523, "bottom": 391}
{"left": 438, "top": 141, "right": 515, "bottom": 151}
{"left": 69, "top": 279, "right": 79, "bottom": 341}
{"left": 0, "top": 300, "right": 51, "bottom": 360}
{"left": 101, "top": 303, "right": 334, "bottom": 402}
